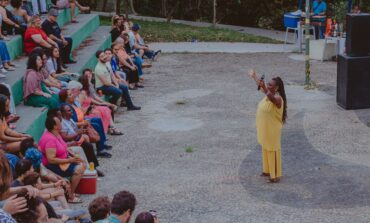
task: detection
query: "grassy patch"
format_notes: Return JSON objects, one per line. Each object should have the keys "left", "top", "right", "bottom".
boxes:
{"left": 175, "top": 100, "right": 187, "bottom": 105}
{"left": 100, "top": 17, "right": 280, "bottom": 44}
{"left": 185, "top": 146, "right": 194, "bottom": 153}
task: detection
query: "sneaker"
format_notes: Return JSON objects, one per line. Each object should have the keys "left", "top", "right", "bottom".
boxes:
{"left": 5, "top": 66, "right": 15, "bottom": 71}
{"left": 104, "top": 145, "right": 113, "bottom": 150}
{"left": 0, "top": 73, "right": 6, "bottom": 78}
{"left": 127, "top": 106, "right": 141, "bottom": 111}
{"left": 0, "top": 68, "right": 8, "bottom": 73}
{"left": 97, "top": 151, "right": 112, "bottom": 158}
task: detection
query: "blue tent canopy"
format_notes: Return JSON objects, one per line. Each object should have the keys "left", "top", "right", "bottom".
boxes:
{"left": 298, "top": 0, "right": 353, "bottom": 13}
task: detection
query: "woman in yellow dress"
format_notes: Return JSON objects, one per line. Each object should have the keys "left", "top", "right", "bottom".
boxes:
{"left": 249, "top": 70, "right": 287, "bottom": 183}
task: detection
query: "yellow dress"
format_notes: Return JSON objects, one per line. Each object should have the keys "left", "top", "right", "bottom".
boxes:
{"left": 256, "top": 96, "right": 284, "bottom": 179}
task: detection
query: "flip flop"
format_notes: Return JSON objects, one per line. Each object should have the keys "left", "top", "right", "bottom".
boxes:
{"left": 109, "top": 128, "right": 123, "bottom": 136}
{"left": 68, "top": 197, "right": 82, "bottom": 204}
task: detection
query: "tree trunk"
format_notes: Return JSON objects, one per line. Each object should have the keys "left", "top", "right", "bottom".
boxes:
{"left": 102, "top": 0, "right": 108, "bottom": 12}
{"left": 129, "top": 0, "right": 137, "bottom": 15}
{"left": 116, "top": 0, "right": 121, "bottom": 14}
{"left": 162, "top": 0, "right": 167, "bottom": 17}
{"left": 166, "top": 0, "right": 180, "bottom": 23}
{"left": 196, "top": 0, "right": 202, "bottom": 20}
{"left": 212, "top": 0, "right": 217, "bottom": 27}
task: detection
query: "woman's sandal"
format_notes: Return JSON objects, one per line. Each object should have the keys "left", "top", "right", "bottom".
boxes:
{"left": 68, "top": 196, "right": 83, "bottom": 204}
{"left": 268, "top": 178, "right": 280, "bottom": 183}
{"left": 108, "top": 128, "right": 123, "bottom": 136}
{"left": 6, "top": 114, "right": 20, "bottom": 124}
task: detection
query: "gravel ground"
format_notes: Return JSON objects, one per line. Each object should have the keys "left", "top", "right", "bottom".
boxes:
{"left": 74, "top": 53, "right": 370, "bottom": 223}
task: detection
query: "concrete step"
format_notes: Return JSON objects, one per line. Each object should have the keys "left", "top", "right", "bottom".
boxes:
{"left": 15, "top": 26, "right": 112, "bottom": 141}
{"left": 4, "top": 8, "right": 79, "bottom": 60}
{"left": 66, "top": 26, "right": 111, "bottom": 74}
{"left": 6, "top": 13, "right": 100, "bottom": 106}
{"left": 15, "top": 105, "right": 48, "bottom": 141}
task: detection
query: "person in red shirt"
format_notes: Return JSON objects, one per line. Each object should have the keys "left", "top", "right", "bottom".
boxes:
{"left": 24, "top": 15, "right": 58, "bottom": 55}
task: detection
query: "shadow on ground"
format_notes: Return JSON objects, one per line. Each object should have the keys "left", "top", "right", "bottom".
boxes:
{"left": 239, "top": 111, "right": 370, "bottom": 209}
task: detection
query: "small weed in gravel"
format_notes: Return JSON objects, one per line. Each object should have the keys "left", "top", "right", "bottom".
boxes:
{"left": 185, "top": 146, "right": 194, "bottom": 153}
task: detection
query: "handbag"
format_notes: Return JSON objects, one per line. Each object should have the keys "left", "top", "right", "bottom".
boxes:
{"left": 87, "top": 125, "right": 100, "bottom": 143}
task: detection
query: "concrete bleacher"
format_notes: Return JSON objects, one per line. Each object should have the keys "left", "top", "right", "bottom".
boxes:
{"left": 4, "top": 9, "right": 112, "bottom": 141}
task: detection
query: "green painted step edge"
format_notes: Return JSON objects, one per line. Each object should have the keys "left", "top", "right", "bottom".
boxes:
{"left": 57, "top": 8, "right": 80, "bottom": 27}
{"left": 24, "top": 34, "right": 112, "bottom": 140}
{"left": 70, "top": 15, "right": 100, "bottom": 51}
{"left": 77, "top": 35, "right": 112, "bottom": 73}
{"left": 11, "top": 79, "right": 23, "bottom": 108}
{"left": 25, "top": 108, "right": 48, "bottom": 142}
{"left": 6, "top": 36, "right": 23, "bottom": 61}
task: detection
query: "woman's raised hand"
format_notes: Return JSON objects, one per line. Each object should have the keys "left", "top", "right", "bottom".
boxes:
{"left": 249, "top": 69, "right": 257, "bottom": 80}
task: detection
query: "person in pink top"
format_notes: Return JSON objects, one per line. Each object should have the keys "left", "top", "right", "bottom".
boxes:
{"left": 39, "top": 115, "right": 86, "bottom": 203}
{"left": 79, "top": 69, "right": 123, "bottom": 135}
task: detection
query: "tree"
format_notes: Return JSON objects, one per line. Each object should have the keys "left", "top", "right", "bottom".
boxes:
{"left": 212, "top": 0, "right": 216, "bottom": 27}
{"left": 116, "top": 0, "right": 121, "bottom": 14}
{"left": 128, "top": 0, "right": 137, "bottom": 15}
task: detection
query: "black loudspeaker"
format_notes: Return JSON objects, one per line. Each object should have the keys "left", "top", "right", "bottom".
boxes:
{"left": 337, "top": 54, "right": 370, "bottom": 109}
{"left": 346, "top": 13, "right": 370, "bottom": 57}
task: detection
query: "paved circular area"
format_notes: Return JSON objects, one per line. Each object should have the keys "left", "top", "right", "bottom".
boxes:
{"left": 76, "top": 53, "right": 370, "bottom": 222}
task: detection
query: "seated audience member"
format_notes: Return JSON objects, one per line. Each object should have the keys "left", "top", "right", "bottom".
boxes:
{"left": 39, "top": 115, "right": 86, "bottom": 203}
{"left": 31, "top": 47, "right": 68, "bottom": 95}
{"left": 23, "top": 171, "right": 69, "bottom": 209}
{"left": 121, "top": 32, "right": 152, "bottom": 70}
{"left": 0, "top": 40, "right": 16, "bottom": 72}
{"left": 60, "top": 104, "right": 105, "bottom": 176}
{"left": 42, "top": 8, "right": 76, "bottom": 65}
{"left": 12, "top": 196, "right": 53, "bottom": 223}
{"left": 79, "top": 69, "right": 122, "bottom": 135}
{"left": 110, "top": 16, "right": 123, "bottom": 42}
{"left": 21, "top": 0, "right": 33, "bottom": 16}
{"left": 59, "top": 89, "right": 112, "bottom": 158}
{"left": 24, "top": 15, "right": 59, "bottom": 55}
{"left": 38, "top": 47, "right": 67, "bottom": 94}
{"left": 0, "top": 83, "right": 19, "bottom": 124}
{"left": 110, "top": 43, "right": 144, "bottom": 88}
{"left": 30, "top": 0, "right": 47, "bottom": 15}
{"left": 21, "top": 142, "right": 74, "bottom": 202}
{"left": 10, "top": 0, "right": 30, "bottom": 29}
{"left": 106, "top": 46, "right": 142, "bottom": 90}
{"left": 94, "top": 50, "right": 141, "bottom": 110}
{"left": 129, "top": 24, "right": 161, "bottom": 60}
{"left": 23, "top": 53, "right": 59, "bottom": 109}
{"left": 351, "top": 5, "right": 361, "bottom": 14}
{"left": 88, "top": 196, "right": 111, "bottom": 222}
{"left": 120, "top": 15, "right": 131, "bottom": 32}
{"left": 0, "top": 150, "right": 39, "bottom": 223}
{"left": 0, "top": 0, "right": 25, "bottom": 36}
{"left": 11, "top": 159, "right": 33, "bottom": 186}
{"left": 0, "top": 94, "right": 32, "bottom": 153}
{"left": 96, "top": 191, "right": 137, "bottom": 223}
{"left": 135, "top": 212, "right": 160, "bottom": 223}
{"left": 46, "top": 47, "right": 75, "bottom": 82}
{"left": 51, "top": 0, "right": 89, "bottom": 23}
{"left": 12, "top": 159, "right": 70, "bottom": 209}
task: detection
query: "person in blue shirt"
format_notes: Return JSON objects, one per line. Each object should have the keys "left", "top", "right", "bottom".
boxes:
{"left": 312, "top": 0, "right": 327, "bottom": 39}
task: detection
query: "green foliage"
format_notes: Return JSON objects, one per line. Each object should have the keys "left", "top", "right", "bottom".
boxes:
{"left": 185, "top": 146, "right": 194, "bottom": 153}
{"left": 100, "top": 17, "right": 281, "bottom": 43}
{"left": 331, "top": 0, "right": 348, "bottom": 24}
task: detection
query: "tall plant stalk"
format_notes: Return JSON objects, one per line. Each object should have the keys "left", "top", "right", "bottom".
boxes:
{"left": 304, "top": 0, "right": 315, "bottom": 89}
